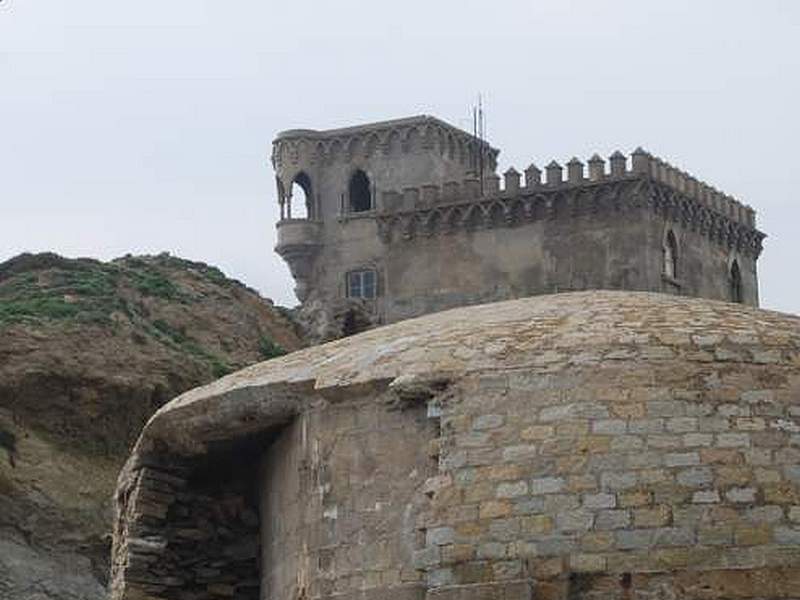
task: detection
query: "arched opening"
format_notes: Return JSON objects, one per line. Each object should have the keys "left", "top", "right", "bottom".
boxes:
{"left": 291, "top": 172, "right": 313, "bottom": 220}
{"left": 664, "top": 230, "right": 678, "bottom": 279}
{"left": 730, "top": 260, "right": 743, "bottom": 303}
{"left": 348, "top": 170, "right": 372, "bottom": 213}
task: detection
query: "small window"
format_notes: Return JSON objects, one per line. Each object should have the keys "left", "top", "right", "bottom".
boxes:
{"left": 348, "top": 170, "right": 372, "bottom": 212}
{"left": 663, "top": 230, "right": 678, "bottom": 279}
{"left": 347, "top": 269, "right": 376, "bottom": 299}
{"left": 730, "top": 260, "right": 743, "bottom": 303}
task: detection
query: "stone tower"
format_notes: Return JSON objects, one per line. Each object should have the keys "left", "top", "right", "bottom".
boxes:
{"left": 272, "top": 116, "right": 497, "bottom": 307}
{"left": 272, "top": 115, "right": 765, "bottom": 339}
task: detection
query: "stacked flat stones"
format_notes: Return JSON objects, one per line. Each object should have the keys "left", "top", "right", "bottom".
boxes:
{"left": 113, "top": 291, "right": 800, "bottom": 600}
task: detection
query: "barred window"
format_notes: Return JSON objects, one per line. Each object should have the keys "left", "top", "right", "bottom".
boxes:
{"left": 347, "top": 270, "right": 376, "bottom": 299}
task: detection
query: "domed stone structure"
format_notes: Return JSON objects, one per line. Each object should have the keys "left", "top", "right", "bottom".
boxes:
{"left": 111, "top": 291, "right": 800, "bottom": 600}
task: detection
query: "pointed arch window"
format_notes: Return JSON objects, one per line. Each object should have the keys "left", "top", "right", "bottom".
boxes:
{"left": 291, "top": 172, "right": 314, "bottom": 220}
{"left": 664, "top": 230, "right": 678, "bottom": 279}
{"left": 348, "top": 170, "right": 372, "bottom": 213}
{"left": 730, "top": 260, "right": 743, "bottom": 303}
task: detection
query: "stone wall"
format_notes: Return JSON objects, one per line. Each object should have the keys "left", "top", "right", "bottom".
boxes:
{"left": 272, "top": 116, "right": 766, "bottom": 335}
{"left": 414, "top": 361, "right": 800, "bottom": 598}
{"left": 112, "top": 441, "right": 265, "bottom": 600}
{"left": 112, "top": 292, "right": 800, "bottom": 600}
{"left": 259, "top": 393, "right": 437, "bottom": 600}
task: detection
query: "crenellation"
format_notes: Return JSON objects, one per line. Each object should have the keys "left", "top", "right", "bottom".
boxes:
{"left": 631, "top": 147, "right": 650, "bottom": 174}
{"left": 609, "top": 151, "right": 627, "bottom": 177}
{"left": 567, "top": 157, "right": 584, "bottom": 183}
{"left": 524, "top": 164, "right": 542, "bottom": 188}
{"left": 272, "top": 115, "right": 765, "bottom": 331}
{"left": 746, "top": 206, "right": 756, "bottom": 227}
{"left": 503, "top": 167, "right": 520, "bottom": 193}
{"left": 546, "top": 160, "right": 563, "bottom": 185}
{"left": 587, "top": 154, "right": 605, "bottom": 182}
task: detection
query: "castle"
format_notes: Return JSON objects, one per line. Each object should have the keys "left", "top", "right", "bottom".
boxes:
{"left": 272, "top": 115, "right": 765, "bottom": 337}
{"left": 109, "top": 117, "right": 800, "bottom": 600}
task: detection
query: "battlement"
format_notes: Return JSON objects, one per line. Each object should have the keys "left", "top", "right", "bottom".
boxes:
{"left": 378, "top": 148, "right": 757, "bottom": 229}
{"left": 271, "top": 115, "right": 765, "bottom": 314}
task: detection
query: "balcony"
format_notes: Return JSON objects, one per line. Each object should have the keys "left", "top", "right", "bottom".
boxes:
{"left": 274, "top": 219, "right": 323, "bottom": 302}
{"left": 275, "top": 219, "right": 323, "bottom": 254}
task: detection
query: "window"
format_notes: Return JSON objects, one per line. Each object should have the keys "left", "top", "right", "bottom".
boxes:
{"left": 291, "top": 172, "right": 313, "bottom": 219}
{"left": 348, "top": 170, "right": 372, "bottom": 212}
{"left": 730, "top": 260, "right": 743, "bottom": 303}
{"left": 663, "top": 230, "right": 678, "bottom": 279}
{"left": 347, "top": 269, "right": 376, "bottom": 299}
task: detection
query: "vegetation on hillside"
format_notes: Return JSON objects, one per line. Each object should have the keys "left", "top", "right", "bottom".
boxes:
{"left": 0, "top": 252, "right": 294, "bottom": 378}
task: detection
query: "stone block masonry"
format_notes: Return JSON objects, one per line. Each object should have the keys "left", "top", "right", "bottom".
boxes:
{"left": 271, "top": 115, "right": 765, "bottom": 340}
{"left": 112, "top": 291, "right": 800, "bottom": 600}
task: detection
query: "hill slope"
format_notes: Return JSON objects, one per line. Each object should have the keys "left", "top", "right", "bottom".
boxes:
{"left": 0, "top": 252, "right": 303, "bottom": 600}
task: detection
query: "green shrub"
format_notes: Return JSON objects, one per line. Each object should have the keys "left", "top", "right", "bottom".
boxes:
{"left": 258, "top": 336, "right": 287, "bottom": 360}
{"left": 133, "top": 271, "right": 181, "bottom": 300}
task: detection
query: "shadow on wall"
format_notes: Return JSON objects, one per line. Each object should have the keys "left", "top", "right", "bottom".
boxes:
{"left": 0, "top": 425, "right": 16, "bottom": 467}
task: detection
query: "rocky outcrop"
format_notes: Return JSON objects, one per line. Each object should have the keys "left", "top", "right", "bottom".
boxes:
{"left": 112, "top": 291, "right": 800, "bottom": 600}
{"left": 0, "top": 252, "right": 303, "bottom": 600}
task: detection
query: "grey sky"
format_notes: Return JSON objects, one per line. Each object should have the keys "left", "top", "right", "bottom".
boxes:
{"left": 1, "top": 1, "right": 798, "bottom": 313}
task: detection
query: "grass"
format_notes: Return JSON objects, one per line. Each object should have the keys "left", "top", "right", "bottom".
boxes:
{"left": 0, "top": 264, "right": 124, "bottom": 326}
{"left": 149, "top": 318, "right": 233, "bottom": 377}
{"left": 0, "top": 252, "right": 294, "bottom": 379}
{"left": 259, "top": 336, "right": 287, "bottom": 360}
{"left": 0, "top": 257, "right": 187, "bottom": 326}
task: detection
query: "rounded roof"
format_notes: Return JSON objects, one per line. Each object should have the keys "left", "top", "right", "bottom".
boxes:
{"left": 130, "top": 291, "right": 800, "bottom": 459}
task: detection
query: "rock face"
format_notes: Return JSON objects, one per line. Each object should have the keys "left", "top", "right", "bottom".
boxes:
{"left": 0, "top": 253, "right": 303, "bottom": 600}
{"left": 112, "top": 291, "right": 800, "bottom": 600}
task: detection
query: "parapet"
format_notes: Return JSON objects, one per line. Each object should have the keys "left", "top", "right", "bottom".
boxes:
{"left": 379, "top": 148, "right": 757, "bottom": 229}
{"left": 271, "top": 114, "right": 500, "bottom": 173}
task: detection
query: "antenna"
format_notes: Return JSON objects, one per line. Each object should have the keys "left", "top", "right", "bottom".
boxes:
{"left": 470, "top": 94, "right": 487, "bottom": 195}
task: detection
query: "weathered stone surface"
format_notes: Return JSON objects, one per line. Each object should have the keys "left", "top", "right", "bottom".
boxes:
{"left": 112, "top": 291, "right": 800, "bottom": 600}
{"left": 273, "top": 117, "right": 765, "bottom": 341}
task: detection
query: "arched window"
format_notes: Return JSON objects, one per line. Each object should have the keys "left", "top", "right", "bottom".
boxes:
{"left": 348, "top": 170, "right": 372, "bottom": 213}
{"left": 664, "top": 230, "right": 678, "bottom": 279}
{"left": 730, "top": 260, "right": 743, "bottom": 303}
{"left": 291, "top": 172, "right": 313, "bottom": 220}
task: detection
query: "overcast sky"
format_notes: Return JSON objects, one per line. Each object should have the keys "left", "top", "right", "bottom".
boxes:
{"left": 1, "top": 1, "right": 798, "bottom": 313}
